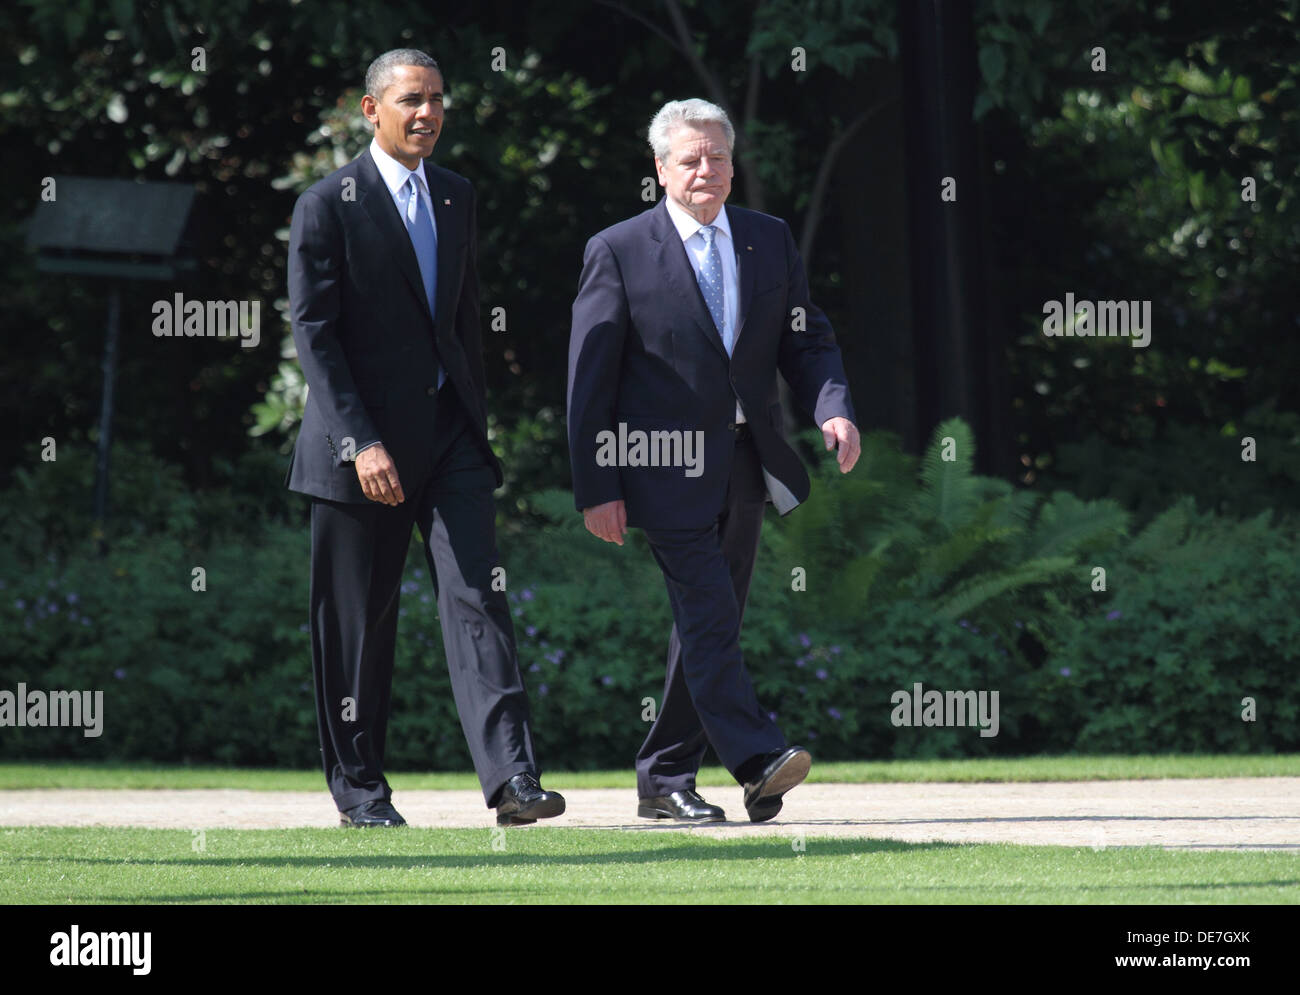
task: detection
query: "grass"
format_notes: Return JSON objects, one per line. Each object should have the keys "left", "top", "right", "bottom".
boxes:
{"left": 2, "top": 826, "right": 1297, "bottom": 904}
{"left": 2, "top": 753, "right": 1297, "bottom": 791}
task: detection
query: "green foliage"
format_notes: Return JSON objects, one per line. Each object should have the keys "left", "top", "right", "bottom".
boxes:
{"left": 1056, "top": 501, "right": 1300, "bottom": 752}
{"left": 1044, "top": 403, "right": 1300, "bottom": 526}
{"left": 9, "top": 419, "right": 1292, "bottom": 768}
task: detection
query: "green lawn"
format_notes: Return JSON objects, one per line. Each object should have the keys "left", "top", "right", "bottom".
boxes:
{"left": 3, "top": 754, "right": 1296, "bottom": 790}
{"left": 2, "top": 826, "right": 1296, "bottom": 904}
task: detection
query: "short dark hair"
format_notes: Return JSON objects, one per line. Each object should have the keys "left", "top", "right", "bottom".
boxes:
{"left": 365, "top": 49, "right": 440, "bottom": 100}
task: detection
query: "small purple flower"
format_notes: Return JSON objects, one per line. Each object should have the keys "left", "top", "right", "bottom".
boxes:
{"left": 1059, "top": 667, "right": 1071, "bottom": 677}
{"left": 81, "top": 617, "right": 91, "bottom": 627}
{"left": 828, "top": 707, "right": 843, "bottom": 721}
{"left": 830, "top": 646, "right": 842, "bottom": 655}
{"left": 795, "top": 657, "right": 807, "bottom": 668}
{"left": 816, "top": 668, "right": 828, "bottom": 681}
{"left": 545, "top": 650, "right": 565, "bottom": 666}
{"left": 601, "top": 675, "right": 614, "bottom": 687}
{"left": 113, "top": 668, "right": 127, "bottom": 680}
{"left": 768, "top": 711, "right": 778, "bottom": 721}
{"left": 538, "top": 683, "right": 549, "bottom": 696}
{"left": 958, "top": 619, "right": 970, "bottom": 628}
{"left": 798, "top": 633, "right": 811, "bottom": 649}
{"left": 528, "top": 663, "right": 540, "bottom": 673}
{"left": 513, "top": 608, "right": 523, "bottom": 617}
{"left": 66, "top": 592, "right": 79, "bottom": 604}
{"left": 14, "top": 599, "right": 25, "bottom": 610}
{"left": 807, "top": 731, "right": 818, "bottom": 740}
{"left": 1014, "top": 620, "right": 1024, "bottom": 629}
{"left": 970, "top": 625, "right": 979, "bottom": 634}
{"left": 525, "top": 625, "right": 538, "bottom": 638}
{"left": 522, "top": 588, "right": 536, "bottom": 602}
{"left": 1106, "top": 610, "right": 1122, "bottom": 621}
{"left": 419, "top": 593, "right": 430, "bottom": 604}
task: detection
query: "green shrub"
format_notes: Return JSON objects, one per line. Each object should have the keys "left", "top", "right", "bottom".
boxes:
{"left": 2, "top": 418, "right": 1294, "bottom": 769}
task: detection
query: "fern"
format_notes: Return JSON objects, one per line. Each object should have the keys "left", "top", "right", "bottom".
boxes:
{"left": 1027, "top": 491, "right": 1129, "bottom": 560}
{"left": 935, "top": 556, "right": 1077, "bottom": 619}
{"left": 1128, "top": 496, "right": 1194, "bottom": 560}
{"left": 918, "top": 417, "right": 980, "bottom": 532}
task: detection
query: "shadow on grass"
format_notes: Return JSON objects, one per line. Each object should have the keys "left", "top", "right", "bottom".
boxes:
{"left": 7, "top": 836, "right": 950, "bottom": 871}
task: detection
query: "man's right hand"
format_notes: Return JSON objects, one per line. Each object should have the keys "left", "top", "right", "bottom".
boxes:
{"left": 355, "top": 444, "right": 405, "bottom": 505}
{"left": 583, "top": 499, "right": 626, "bottom": 545}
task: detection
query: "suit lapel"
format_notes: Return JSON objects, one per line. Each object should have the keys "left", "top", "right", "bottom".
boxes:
{"left": 728, "top": 205, "right": 756, "bottom": 352}
{"left": 650, "top": 200, "right": 729, "bottom": 363}
{"left": 358, "top": 150, "right": 434, "bottom": 326}
{"left": 422, "top": 161, "right": 459, "bottom": 334}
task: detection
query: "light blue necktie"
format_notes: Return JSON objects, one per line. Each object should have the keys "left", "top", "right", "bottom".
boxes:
{"left": 404, "top": 175, "right": 444, "bottom": 388}
{"left": 697, "top": 225, "right": 729, "bottom": 354}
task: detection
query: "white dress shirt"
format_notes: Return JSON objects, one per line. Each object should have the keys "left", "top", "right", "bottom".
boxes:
{"left": 664, "top": 196, "right": 745, "bottom": 424}
{"left": 370, "top": 137, "right": 438, "bottom": 240}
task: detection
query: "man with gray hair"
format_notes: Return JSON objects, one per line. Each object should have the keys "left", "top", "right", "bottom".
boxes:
{"left": 568, "top": 98, "right": 861, "bottom": 822}
{"left": 287, "top": 49, "right": 564, "bottom": 829}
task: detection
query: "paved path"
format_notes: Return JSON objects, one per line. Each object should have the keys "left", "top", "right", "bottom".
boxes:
{"left": 3, "top": 778, "right": 1298, "bottom": 850}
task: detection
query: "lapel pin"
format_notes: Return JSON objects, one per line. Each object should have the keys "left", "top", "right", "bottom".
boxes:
{"left": 444, "top": 198, "right": 451, "bottom": 205}
{"left": 747, "top": 245, "right": 753, "bottom": 251}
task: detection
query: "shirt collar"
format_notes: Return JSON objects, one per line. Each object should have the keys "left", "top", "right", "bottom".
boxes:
{"left": 370, "top": 137, "right": 426, "bottom": 197}
{"left": 663, "top": 196, "right": 732, "bottom": 245}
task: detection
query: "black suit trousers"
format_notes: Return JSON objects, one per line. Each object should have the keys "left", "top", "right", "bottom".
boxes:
{"left": 308, "top": 386, "right": 537, "bottom": 810}
{"left": 635, "top": 432, "right": 787, "bottom": 796}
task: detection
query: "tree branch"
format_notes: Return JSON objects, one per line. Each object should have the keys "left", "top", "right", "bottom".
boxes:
{"left": 799, "top": 93, "right": 897, "bottom": 269}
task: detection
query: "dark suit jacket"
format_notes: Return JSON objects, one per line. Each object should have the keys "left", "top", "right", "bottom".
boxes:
{"left": 567, "top": 198, "right": 856, "bottom": 530}
{"left": 285, "top": 149, "right": 501, "bottom": 503}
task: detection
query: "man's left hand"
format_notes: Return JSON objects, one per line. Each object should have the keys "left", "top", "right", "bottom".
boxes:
{"left": 820, "top": 416, "right": 861, "bottom": 473}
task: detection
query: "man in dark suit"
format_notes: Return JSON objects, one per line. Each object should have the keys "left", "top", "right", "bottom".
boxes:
{"left": 568, "top": 98, "right": 861, "bottom": 823}
{"left": 287, "top": 49, "right": 564, "bottom": 827}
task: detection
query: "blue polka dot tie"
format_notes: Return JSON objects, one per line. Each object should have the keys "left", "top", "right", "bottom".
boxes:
{"left": 404, "top": 175, "right": 444, "bottom": 388}
{"left": 697, "top": 225, "right": 728, "bottom": 353}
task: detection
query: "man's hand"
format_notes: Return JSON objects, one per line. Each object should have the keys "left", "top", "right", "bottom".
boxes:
{"left": 355, "top": 444, "right": 405, "bottom": 505}
{"left": 821, "top": 417, "right": 861, "bottom": 473}
{"left": 583, "top": 499, "right": 627, "bottom": 545}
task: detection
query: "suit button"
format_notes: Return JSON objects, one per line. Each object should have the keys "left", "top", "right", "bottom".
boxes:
{"left": 427, "top": 386, "right": 437, "bottom": 396}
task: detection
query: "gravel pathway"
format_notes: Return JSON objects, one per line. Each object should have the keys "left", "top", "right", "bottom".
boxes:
{"left": 3, "top": 777, "right": 1298, "bottom": 850}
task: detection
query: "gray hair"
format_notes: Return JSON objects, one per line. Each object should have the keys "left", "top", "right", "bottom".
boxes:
{"left": 647, "top": 99, "right": 735, "bottom": 162}
{"left": 365, "top": 48, "right": 441, "bottom": 101}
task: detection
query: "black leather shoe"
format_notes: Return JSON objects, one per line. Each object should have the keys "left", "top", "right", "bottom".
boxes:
{"left": 339, "top": 799, "right": 407, "bottom": 827}
{"left": 742, "top": 747, "right": 811, "bottom": 823}
{"left": 495, "top": 773, "right": 566, "bottom": 826}
{"left": 638, "top": 789, "right": 726, "bottom": 822}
